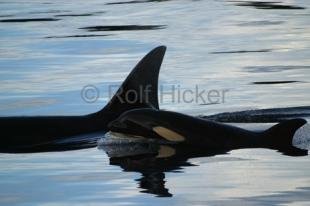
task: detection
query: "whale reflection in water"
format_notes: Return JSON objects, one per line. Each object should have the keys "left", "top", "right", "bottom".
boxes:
{"left": 98, "top": 127, "right": 309, "bottom": 197}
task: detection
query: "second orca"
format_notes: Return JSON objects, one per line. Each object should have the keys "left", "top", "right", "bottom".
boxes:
{"left": 107, "top": 108, "right": 308, "bottom": 156}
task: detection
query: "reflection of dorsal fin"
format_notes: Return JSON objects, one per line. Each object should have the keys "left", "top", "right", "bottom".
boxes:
{"left": 94, "top": 46, "right": 166, "bottom": 122}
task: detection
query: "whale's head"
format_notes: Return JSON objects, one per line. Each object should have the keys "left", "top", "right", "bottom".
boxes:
{"left": 108, "top": 108, "right": 185, "bottom": 142}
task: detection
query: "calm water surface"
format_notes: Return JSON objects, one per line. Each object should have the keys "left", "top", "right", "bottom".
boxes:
{"left": 0, "top": 0, "right": 310, "bottom": 205}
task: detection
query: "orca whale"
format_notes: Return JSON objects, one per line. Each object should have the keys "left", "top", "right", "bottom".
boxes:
{"left": 1, "top": 45, "right": 307, "bottom": 155}
{"left": 0, "top": 46, "right": 166, "bottom": 152}
{"left": 102, "top": 124, "right": 308, "bottom": 197}
{"left": 108, "top": 108, "right": 308, "bottom": 155}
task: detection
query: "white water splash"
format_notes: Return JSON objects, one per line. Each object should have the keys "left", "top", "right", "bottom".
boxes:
{"left": 97, "top": 132, "right": 163, "bottom": 157}
{"left": 98, "top": 132, "right": 150, "bottom": 145}
{"left": 293, "top": 123, "right": 310, "bottom": 150}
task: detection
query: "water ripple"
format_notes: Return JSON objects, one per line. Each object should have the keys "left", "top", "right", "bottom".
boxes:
{"left": 79, "top": 25, "right": 167, "bottom": 32}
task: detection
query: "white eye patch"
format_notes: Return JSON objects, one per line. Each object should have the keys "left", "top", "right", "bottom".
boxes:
{"left": 152, "top": 126, "right": 185, "bottom": 142}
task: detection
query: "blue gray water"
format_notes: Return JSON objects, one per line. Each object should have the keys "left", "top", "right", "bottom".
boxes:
{"left": 1, "top": 0, "right": 310, "bottom": 205}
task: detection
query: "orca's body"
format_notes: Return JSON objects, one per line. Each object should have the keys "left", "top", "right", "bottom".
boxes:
{"left": 108, "top": 108, "right": 307, "bottom": 155}
{"left": 0, "top": 46, "right": 166, "bottom": 152}
{"left": 104, "top": 108, "right": 308, "bottom": 197}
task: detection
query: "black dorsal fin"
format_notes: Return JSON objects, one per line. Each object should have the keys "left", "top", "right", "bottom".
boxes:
{"left": 95, "top": 46, "right": 166, "bottom": 122}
